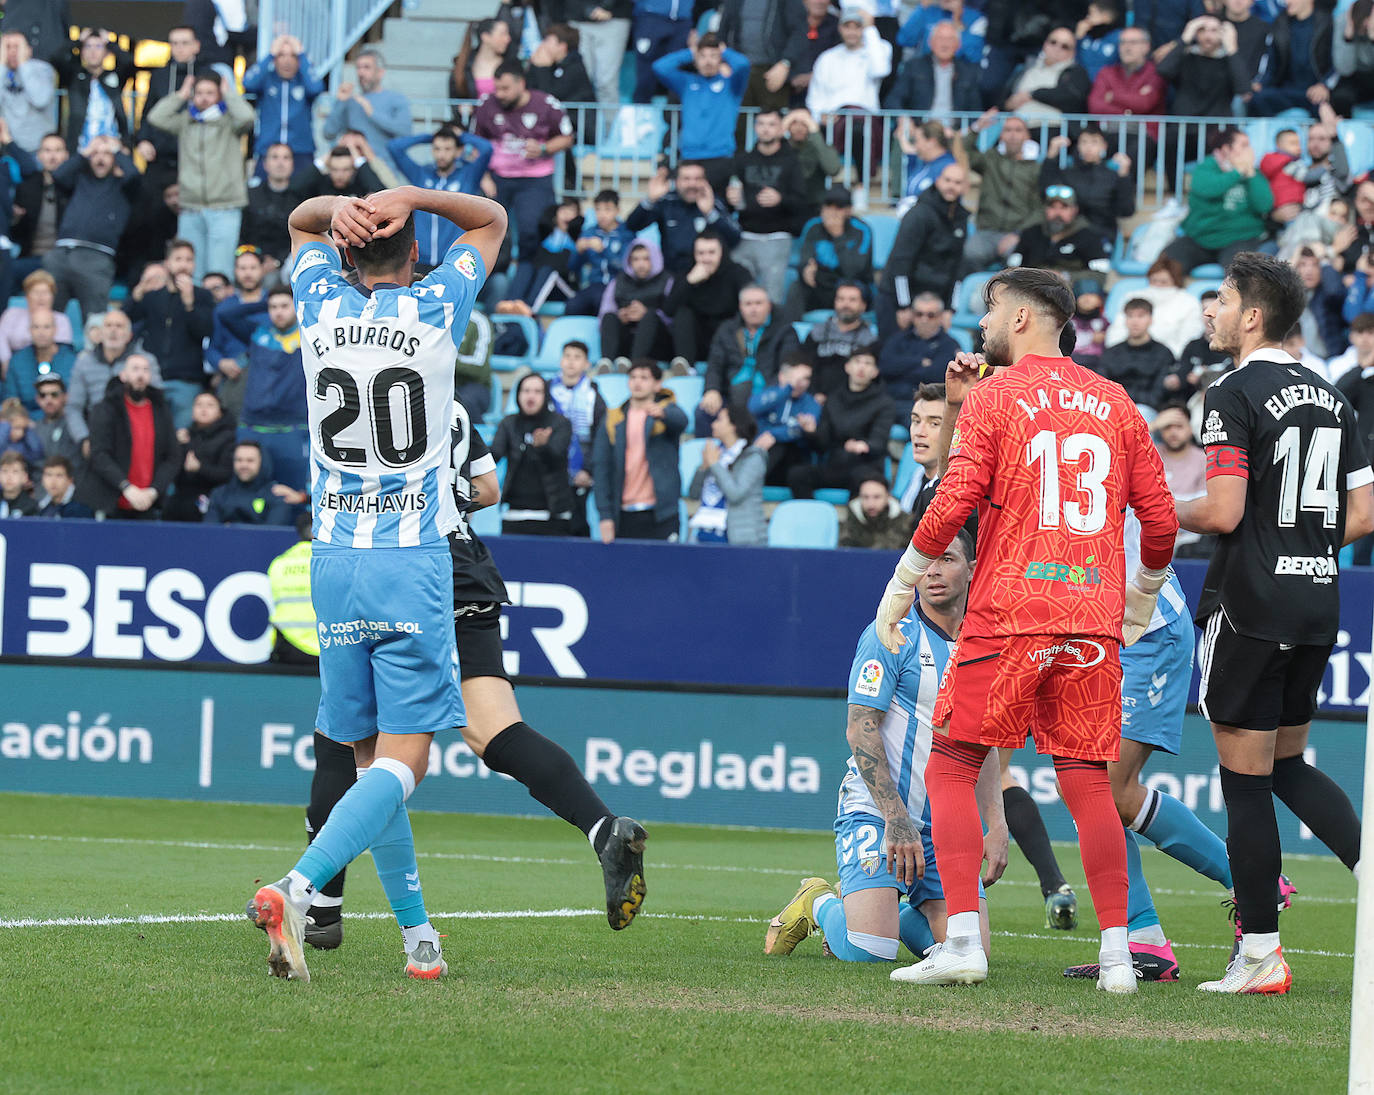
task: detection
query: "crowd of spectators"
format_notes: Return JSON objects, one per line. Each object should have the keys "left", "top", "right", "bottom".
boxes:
{"left": 1, "top": 0, "right": 1374, "bottom": 553}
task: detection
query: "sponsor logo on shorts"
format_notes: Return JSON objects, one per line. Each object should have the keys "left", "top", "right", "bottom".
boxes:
{"left": 1275, "top": 555, "right": 1337, "bottom": 581}
{"left": 1202, "top": 409, "right": 1228, "bottom": 445}
{"left": 454, "top": 250, "right": 478, "bottom": 280}
{"left": 1028, "top": 640, "right": 1107, "bottom": 670}
{"left": 854, "top": 659, "right": 884, "bottom": 697}
{"left": 1024, "top": 556, "right": 1101, "bottom": 586}
{"left": 319, "top": 618, "right": 427, "bottom": 646}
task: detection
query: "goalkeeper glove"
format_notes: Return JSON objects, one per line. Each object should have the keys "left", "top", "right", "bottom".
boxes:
{"left": 1122, "top": 565, "right": 1169, "bottom": 647}
{"left": 876, "top": 544, "right": 934, "bottom": 653}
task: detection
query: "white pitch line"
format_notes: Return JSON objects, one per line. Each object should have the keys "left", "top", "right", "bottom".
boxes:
{"left": 1, "top": 832, "right": 1358, "bottom": 906}
{"left": 0, "top": 907, "right": 1352, "bottom": 960}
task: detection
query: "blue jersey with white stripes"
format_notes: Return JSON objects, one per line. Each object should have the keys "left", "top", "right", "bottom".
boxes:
{"left": 291, "top": 239, "right": 487, "bottom": 548}
{"left": 837, "top": 607, "right": 953, "bottom": 830}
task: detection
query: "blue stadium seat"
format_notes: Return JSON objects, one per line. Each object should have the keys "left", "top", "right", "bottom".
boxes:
{"left": 814, "top": 488, "right": 849, "bottom": 505}
{"left": 767, "top": 499, "right": 840, "bottom": 548}
{"left": 65, "top": 299, "right": 84, "bottom": 352}
{"left": 1104, "top": 277, "right": 1150, "bottom": 323}
{"left": 490, "top": 313, "right": 540, "bottom": 372}
{"left": 892, "top": 443, "right": 917, "bottom": 500}
{"left": 1191, "top": 263, "right": 1225, "bottom": 280}
{"left": 679, "top": 437, "right": 710, "bottom": 495}
{"left": 665, "top": 375, "right": 704, "bottom": 422}
{"left": 1111, "top": 230, "right": 1152, "bottom": 277}
{"left": 596, "top": 105, "right": 667, "bottom": 161}
{"left": 469, "top": 502, "right": 502, "bottom": 538}
{"left": 485, "top": 373, "right": 504, "bottom": 424}
{"left": 678, "top": 497, "right": 690, "bottom": 541}
{"left": 1186, "top": 278, "right": 1221, "bottom": 303}
{"left": 1339, "top": 119, "right": 1374, "bottom": 174}
{"left": 802, "top": 309, "right": 832, "bottom": 324}
{"left": 949, "top": 326, "right": 973, "bottom": 352}
{"left": 476, "top": 422, "right": 496, "bottom": 444}
{"left": 533, "top": 316, "right": 601, "bottom": 373}
{"left": 864, "top": 213, "right": 901, "bottom": 271}
{"left": 792, "top": 321, "right": 813, "bottom": 342}
{"left": 891, "top": 423, "right": 910, "bottom": 442}
{"left": 763, "top": 485, "right": 792, "bottom": 502}
{"left": 951, "top": 271, "right": 994, "bottom": 331}
{"left": 594, "top": 372, "right": 629, "bottom": 408}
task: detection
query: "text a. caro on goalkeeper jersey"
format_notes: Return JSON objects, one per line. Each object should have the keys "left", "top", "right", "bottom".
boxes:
{"left": 291, "top": 240, "right": 487, "bottom": 548}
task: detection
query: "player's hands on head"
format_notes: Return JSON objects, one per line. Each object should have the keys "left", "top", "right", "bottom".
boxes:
{"left": 330, "top": 195, "right": 378, "bottom": 248}
{"left": 362, "top": 189, "right": 413, "bottom": 241}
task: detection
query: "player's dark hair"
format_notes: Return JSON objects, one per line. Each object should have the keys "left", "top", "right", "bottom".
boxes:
{"left": 951, "top": 527, "right": 976, "bottom": 563}
{"left": 42, "top": 453, "right": 74, "bottom": 475}
{"left": 166, "top": 237, "right": 195, "bottom": 257}
{"left": 855, "top": 474, "right": 890, "bottom": 495}
{"left": 628, "top": 359, "right": 663, "bottom": 380}
{"left": 1124, "top": 297, "right": 1153, "bottom": 314}
{"left": 1351, "top": 311, "right": 1374, "bottom": 335}
{"left": 593, "top": 189, "right": 620, "bottom": 205}
{"left": 697, "top": 31, "right": 723, "bottom": 50}
{"left": 848, "top": 341, "right": 879, "bottom": 363}
{"left": 495, "top": 60, "right": 526, "bottom": 82}
{"left": 723, "top": 404, "right": 757, "bottom": 443}
{"left": 350, "top": 214, "right": 416, "bottom": 275}
{"left": 695, "top": 227, "right": 725, "bottom": 249}
{"left": 327, "top": 144, "right": 354, "bottom": 161}
{"left": 914, "top": 382, "right": 946, "bottom": 404}
{"left": 267, "top": 285, "right": 295, "bottom": 302}
{"left": 433, "top": 125, "right": 461, "bottom": 145}
{"left": 1207, "top": 126, "right": 1244, "bottom": 155}
{"left": 1226, "top": 251, "right": 1306, "bottom": 342}
{"left": 984, "top": 267, "right": 1074, "bottom": 330}
{"left": 562, "top": 339, "right": 589, "bottom": 358}
{"left": 193, "top": 73, "right": 221, "bottom": 92}
{"left": 675, "top": 159, "right": 705, "bottom": 178}
{"left": 515, "top": 372, "right": 554, "bottom": 414}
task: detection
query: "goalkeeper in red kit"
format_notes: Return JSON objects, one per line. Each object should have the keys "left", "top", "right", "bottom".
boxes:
{"left": 874, "top": 268, "right": 1179, "bottom": 993}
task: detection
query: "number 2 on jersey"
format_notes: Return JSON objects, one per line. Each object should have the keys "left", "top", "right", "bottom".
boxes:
{"left": 1026, "top": 431, "right": 1111, "bottom": 534}
{"left": 316, "top": 367, "right": 429, "bottom": 468}
{"left": 1273, "top": 425, "right": 1339, "bottom": 528}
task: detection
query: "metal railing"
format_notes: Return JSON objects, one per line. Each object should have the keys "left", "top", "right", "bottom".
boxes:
{"left": 407, "top": 99, "right": 1372, "bottom": 212}
{"left": 257, "top": 0, "right": 395, "bottom": 85}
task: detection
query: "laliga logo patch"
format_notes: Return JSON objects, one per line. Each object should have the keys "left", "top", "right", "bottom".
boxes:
{"left": 454, "top": 251, "right": 478, "bottom": 280}
{"left": 854, "top": 659, "right": 883, "bottom": 697}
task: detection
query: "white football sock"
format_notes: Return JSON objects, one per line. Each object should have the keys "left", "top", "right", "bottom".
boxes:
{"left": 944, "top": 911, "right": 981, "bottom": 953}
{"left": 283, "top": 870, "right": 316, "bottom": 913}
{"left": 401, "top": 921, "right": 440, "bottom": 952}
{"left": 1099, "top": 925, "right": 1129, "bottom": 965}
{"left": 1240, "top": 931, "right": 1281, "bottom": 960}
{"left": 1128, "top": 925, "right": 1168, "bottom": 947}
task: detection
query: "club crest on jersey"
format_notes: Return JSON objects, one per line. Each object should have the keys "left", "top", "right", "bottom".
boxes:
{"left": 454, "top": 251, "right": 478, "bottom": 281}
{"left": 522, "top": 112, "right": 539, "bottom": 129}
{"left": 1202, "top": 409, "right": 1228, "bottom": 445}
{"left": 860, "top": 855, "right": 882, "bottom": 877}
{"left": 854, "top": 659, "right": 884, "bottom": 697}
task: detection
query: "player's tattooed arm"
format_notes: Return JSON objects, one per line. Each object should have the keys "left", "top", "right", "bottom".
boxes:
{"left": 847, "top": 704, "right": 922, "bottom": 883}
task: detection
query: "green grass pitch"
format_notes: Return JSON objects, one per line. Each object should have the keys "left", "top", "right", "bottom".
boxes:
{"left": 0, "top": 792, "right": 1357, "bottom": 1094}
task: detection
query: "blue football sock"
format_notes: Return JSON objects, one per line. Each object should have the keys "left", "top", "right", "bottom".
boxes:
{"left": 1136, "top": 789, "right": 1233, "bottom": 890}
{"left": 293, "top": 759, "right": 409, "bottom": 893}
{"left": 370, "top": 801, "right": 428, "bottom": 929}
{"left": 898, "top": 902, "right": 936, "bottom": 956}
{"left": 1124, "top": 829, "right": 1161, "bottom": 933}
{"left": 815, "top": 894, "right": 893, "bottom": 962}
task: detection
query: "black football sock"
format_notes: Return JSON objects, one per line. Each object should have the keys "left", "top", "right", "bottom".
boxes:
{"left": 1219, "top": 766, "right": 1281, "bottom": 936}
{"left": 1003, "top": 784, "right": 1068, "bottom": 896}
{"left": 482, "top": 722, "right": 614, "bottom": 853}
{"left": 306, "top": 731, "right": 358, "bottom": 914}
{"left": 1271, "top": 754, "right": 1360, "bottom": 871}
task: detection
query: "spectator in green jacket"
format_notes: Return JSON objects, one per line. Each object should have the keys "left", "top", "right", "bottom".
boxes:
{"left": 1163, "top": 128, "right": 1274, "bottom": 273}
{"left": 958, "top": 110, "right": 1042, "bottom": 275}
{"left": 146, "top": 72, "right": 256, "bottom": 280}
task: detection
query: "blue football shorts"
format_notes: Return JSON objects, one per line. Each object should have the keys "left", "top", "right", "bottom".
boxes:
{"left": 311, "top": 542, "right": 464, "bottom": 742}
{"left": 1119, "top": 609, "right": 1194, "bottom": 755}
{"left": 834, "top": 811, "right": 985, "bottom": 907}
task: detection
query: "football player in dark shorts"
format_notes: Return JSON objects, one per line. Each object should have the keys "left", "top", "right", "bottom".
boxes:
{"left": 1179, "top": 252, "right": 1374, "bottom": 994}
{"left": 301, "top": 398, "right": 647, "bottom": 950}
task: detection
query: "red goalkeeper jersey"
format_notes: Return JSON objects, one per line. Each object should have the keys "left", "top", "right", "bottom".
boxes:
{"left": 912, "top": 354, "right": 1178, "bottom": 640}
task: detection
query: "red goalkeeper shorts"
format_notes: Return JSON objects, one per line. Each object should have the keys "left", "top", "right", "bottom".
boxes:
{"left": 932, "top": 633, "right": 1124, "bottom": 762}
